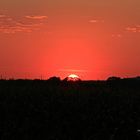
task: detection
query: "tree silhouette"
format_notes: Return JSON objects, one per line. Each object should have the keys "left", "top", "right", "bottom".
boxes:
{"left": 47, "top": 76, "right": 61, "bottom": 83}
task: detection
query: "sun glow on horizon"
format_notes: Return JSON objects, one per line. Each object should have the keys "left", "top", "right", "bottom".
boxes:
{"left": 66, "top": 74, "right": 81, "bottom": 81}
{"left": 68, "top": 74, "right": 79, "bottom": 79}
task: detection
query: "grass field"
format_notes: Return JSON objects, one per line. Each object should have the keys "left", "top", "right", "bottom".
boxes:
{"left": 1, "top": 79, "right": 140, "bottom": 140}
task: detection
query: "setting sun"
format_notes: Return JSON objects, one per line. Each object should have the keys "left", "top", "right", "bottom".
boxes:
{"left": 66, "top": 74, "right": 81, "bottom": 81}
{"left": 68, "top": 74, "right": 79, "bottom": 79}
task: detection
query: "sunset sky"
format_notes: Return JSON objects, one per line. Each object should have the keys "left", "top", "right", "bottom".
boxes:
{"left": 0, "top": 0, "right": 140, "bottom": 80}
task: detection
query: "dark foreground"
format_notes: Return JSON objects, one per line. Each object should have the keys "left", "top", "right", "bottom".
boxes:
{"left": 1, "top": 79, "right": 140, "bottom": 140}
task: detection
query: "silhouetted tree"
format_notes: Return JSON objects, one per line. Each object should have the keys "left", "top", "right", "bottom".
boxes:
{"left": 47, "top": 76, "right": 61, "bottom": 83}
{"left": 136, "top": 76, "right": 140, "bottom": 80}
{"left": 107, "top": 76, "right": 121, "bottom": 81}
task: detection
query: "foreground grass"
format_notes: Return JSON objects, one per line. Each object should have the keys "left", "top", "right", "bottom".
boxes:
{"left": 0, "top": 79, "right": 140, "bottom": 140}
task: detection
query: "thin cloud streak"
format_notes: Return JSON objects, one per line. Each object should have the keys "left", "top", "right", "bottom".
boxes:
{"left": 89, "top": 18, "right": 104, "bottom": 23}
{"left": 0, "top": 14, "right": 48, "bottom": 33}
{"left": 111, "top": 24, "right": 140, "bottom": 38}
{"left": 25, "top": 16, "right": 48, "bottom": 20}
{"left": 89, "top": 19, "right": 99, "bottom": 23}
{"left": 112, "top": 34, "right": 123, "bottom": 38}
{"left": 58, "top": 69, "right": 90, "bottom": 73}
{"left": 0, "top": 15, "right": 6, "bottom": 18}
{"left": 125, "top": 25, "right": 140, "bottom": 33}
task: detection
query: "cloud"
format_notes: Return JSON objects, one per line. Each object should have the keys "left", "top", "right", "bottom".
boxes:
{"left": 25, "top": 15, "right": 48, "bottom": 20}
{"left": 126, "top": 27, "right": 137, "bottom": 32}
{"left": 0, "top": 14, "right": 48, "bottom": 34}
{"left": 0, "top": 15, "right": 6, "bottom": 18}
{"left": 125, "top": 25, "right": 140, "bottom": 33}
{"left": 89, "top": 19, "right": 104, "bottom": 24}
{"left": 89, "top": 19, "right": 99, "bottom": 23}
{"left": 58, "top": 69, "right": 90, "bottom": 73}
{"left": 112, "top": 34, "right": 123, "bottom": 38}
{"left": 111, "top": 24, "right": 140, "bottom": 38}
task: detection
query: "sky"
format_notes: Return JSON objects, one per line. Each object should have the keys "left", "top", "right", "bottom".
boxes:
{"left": 0, "top": 0, "right": 140, "bottom": 80}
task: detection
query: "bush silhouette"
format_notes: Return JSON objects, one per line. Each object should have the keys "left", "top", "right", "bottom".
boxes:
{"left": 47, "top": 76, "right": 61, "bottom": 83}
{"left": 107, "top": 76, "right": 121, "bottom": 81}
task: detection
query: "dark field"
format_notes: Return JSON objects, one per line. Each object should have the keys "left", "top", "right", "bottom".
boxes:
{"left": 1, "top": 79, "right": 140, "bottom": 140}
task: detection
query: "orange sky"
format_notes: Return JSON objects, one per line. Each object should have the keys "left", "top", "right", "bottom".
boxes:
{"left": 0, "top": 0, "right": 140, "bottom": 80}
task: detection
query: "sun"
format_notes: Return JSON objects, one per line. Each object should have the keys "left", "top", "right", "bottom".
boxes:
{"left": 66, "top": 74, "right": 81, "bottom": 82}
{"left": 68, "top": 74, "right": 79, "bottom": 79}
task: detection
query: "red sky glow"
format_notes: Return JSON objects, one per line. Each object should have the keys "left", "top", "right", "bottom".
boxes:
{"left": 0, "top": 0, "right": 140, "bottom": 80}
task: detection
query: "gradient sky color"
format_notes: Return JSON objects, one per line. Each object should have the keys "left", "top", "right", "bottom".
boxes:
{"left": 0, "top": 0, "right": 140, "bottom": 80}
